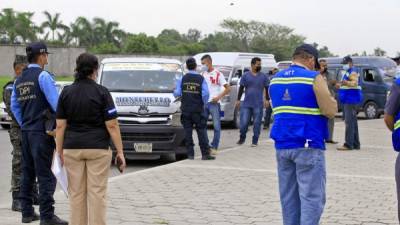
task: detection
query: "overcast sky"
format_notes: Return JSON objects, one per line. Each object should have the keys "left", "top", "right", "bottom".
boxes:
{"left": 3, "top": 0, "right": 399, "bottom": 57}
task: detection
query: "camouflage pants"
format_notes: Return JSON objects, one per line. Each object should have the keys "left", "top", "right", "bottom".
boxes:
{"left": 9, "top": 125, "right": 22, "bottom": 192}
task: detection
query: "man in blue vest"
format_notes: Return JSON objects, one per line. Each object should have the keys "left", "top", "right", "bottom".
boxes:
{"left": 11, "top": 42, "right": 68, "bottom": 225}
{"left": 269, "top": 44, "right": 337, "bottom": 225}
{"left": 174, "top": 58, "right": 215, "bottom": 160}
{"left": 384, "top": 77, "right": 400, "bottom": 222}
{"left": 337, "top": 56, "right": 362, "bottom": 151}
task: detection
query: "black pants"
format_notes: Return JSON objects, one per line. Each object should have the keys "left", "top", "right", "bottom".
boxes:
{"left": 181, "top": 112, "right": 210, "bottom": 157}
{"left": 20, "top": 131, "right": 56, "bottom": 220}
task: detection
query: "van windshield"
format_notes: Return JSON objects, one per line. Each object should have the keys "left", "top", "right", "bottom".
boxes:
{"left": 101, "top": 63, "right": 183, "bottom": 92}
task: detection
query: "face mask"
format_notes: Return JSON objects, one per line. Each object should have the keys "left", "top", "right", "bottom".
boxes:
{"left": 200, "top": 65, "right": 208, "bottom": 73}
{"left": 255, "top": 66, "right": 262, "bottom": 72}
{"left": 342, "top": 64, "right": 350, "bottom": 71}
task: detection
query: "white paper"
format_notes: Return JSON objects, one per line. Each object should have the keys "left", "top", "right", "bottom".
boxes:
{"left": 51, "top": 152, "right": 69, "bottom": 198}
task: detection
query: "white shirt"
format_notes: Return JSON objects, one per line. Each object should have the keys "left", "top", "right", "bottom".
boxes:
{"left": 202, "top": 69, "right": 227, "bottom": 102}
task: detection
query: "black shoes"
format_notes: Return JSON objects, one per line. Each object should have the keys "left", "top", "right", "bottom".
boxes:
{"left": 237, "top": 139, "right": 245, "bottom": 145}
{"left": 22, "top": 212, "right": 40, "bottom": 223}
{"left": 40, "top": 215, "right": 68, "bottom": 225}
{"left": 202, "top": 155, "right": 216, "bottom": 160}
{"left": 325, "top": 140, "right": 338, "bottom": 144}
{"left": 12, "top": 191, "right": 22, "bottom": 212}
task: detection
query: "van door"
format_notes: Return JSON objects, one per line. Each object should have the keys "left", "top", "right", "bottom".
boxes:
{"left": 361, "top": 67, "right": 386, "bottom": 118}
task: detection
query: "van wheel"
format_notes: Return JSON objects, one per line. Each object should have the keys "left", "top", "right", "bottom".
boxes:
{"left": 364, "top": 101, "right": 379, "bottom": 119}
{"left": 1, "top": 124, "right": 10, "bottom": 129}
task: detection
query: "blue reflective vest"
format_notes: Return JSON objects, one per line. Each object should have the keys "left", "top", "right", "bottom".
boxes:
{"left": 392, "top": 79, "right": 400, "bottom": 151}
{"left": 338, "top": 67, "right": 362, "bottom": 104}
{"left": 269, "top": 64, "right": 328, "bottom": 150}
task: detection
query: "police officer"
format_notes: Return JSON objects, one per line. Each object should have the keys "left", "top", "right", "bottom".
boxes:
{"left": 11, "top": 42, "right": 68, "bottom": 225}
{"left": 269, "top": 44, "right": 337, "bottom": 224}
{"left": 337, "top": 56, "right": 362, "bottom": 151}
{"left": 3, "top": 56, "right": 39, "bottom": 212}
{"left": 384, "top": 77, "right": 400, "bottom": 222}
{"left": 174, "top": 58, "right": 215, "bottom": 160}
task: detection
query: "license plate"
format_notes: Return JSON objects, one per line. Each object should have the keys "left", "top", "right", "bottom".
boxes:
{"left": 134, "top": 143, "right": 152, "bottom": 153}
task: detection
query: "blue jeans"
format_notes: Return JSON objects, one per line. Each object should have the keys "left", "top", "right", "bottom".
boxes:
{"left": 276, "top": 148, "right": 326, "bottom": 225}
{"left": 205, "top": 103, "right": 221, "bottom": 149}
{"left": 239, "top": 106, "right": 263, "bottom": 144}
{"left": 343, "top": 104, "right": 360, "bottom": 149}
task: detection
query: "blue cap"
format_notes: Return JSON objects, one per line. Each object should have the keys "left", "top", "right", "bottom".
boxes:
{"left": 341, "top": 56, "right": 353, "bottom": 64}
{"left": 293, "top": 44, "right": 320, "bottom": 69}
{"left": 26, "top": 42, "right": 50, "bottom": 56}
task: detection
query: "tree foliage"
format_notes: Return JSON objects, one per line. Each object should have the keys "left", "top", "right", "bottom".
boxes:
{"left": 0, "top": 8, "right": 341, "bottom": 58}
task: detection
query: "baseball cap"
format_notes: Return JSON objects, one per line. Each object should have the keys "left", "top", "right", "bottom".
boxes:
{"left": 293, "top": 44, "right": 320, "bottom": 69}
{"left": 26, "top": 42, "right": 50, "bottom": 56}
{"left": 341, "top": 56, "right": 353, "bottom": 64}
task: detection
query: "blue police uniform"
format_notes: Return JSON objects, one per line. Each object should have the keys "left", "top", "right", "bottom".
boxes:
{"left": 174, "top": 70, "right": 211, "bottom": 158}
{"left": 338, "top": 67, "right": 362, "bottom": 104}
{"left": 338, "top": 66, "right": 362, "bottom": 150}
{"left": 11, "top": 63, "right": 59, "bottom": 220}
{"left": 392, "top": 79, "right": 400, "bottom": 151}
{"left": 269, "top": 64, "right": 327, "bottom": 225}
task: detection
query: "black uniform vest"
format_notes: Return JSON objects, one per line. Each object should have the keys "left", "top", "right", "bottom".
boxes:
{"left": 181, "top": 73, "right": 204, "bottom": 113}
{"left": 14, "top": 67, "right": 52, "bottom": 131}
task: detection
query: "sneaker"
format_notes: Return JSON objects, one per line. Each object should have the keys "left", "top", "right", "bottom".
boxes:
{"left": 40, "top": 215, "right": 68, "bottom": 225}
{"left": 325, "top": 140, "right": 338, "bottom": 144}
{"left": 263, "top": 126, "right": 269, "bottom": 130}
{"left": 236, "top": 139, "right": 245, "bottom": 145}
{"left": 202, "top": 155, "right": 216, "bottom": 160}
{"left": 209, "top": 148, "right": 218, "bottom": 156}
{"left": 337, "top": 145, "right": 352, "bottom": 151}
{"left": 251, "top": 143, "right": 258, "bottom": 147}
{"left": 22, "top": 212, "right": 40, "bottom": 223}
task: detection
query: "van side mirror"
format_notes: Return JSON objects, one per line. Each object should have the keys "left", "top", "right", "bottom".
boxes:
{"left": 230, "top": 77, "right": 239, "bottom": 86}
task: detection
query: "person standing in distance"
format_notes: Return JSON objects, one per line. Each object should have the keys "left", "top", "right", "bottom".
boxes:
{"left": 269, "top": 44, "right": 337, "bottom": 225}
{"left": 201, "top": 54, "right": 231, "bottom": 155}
{"left": 174, "top": 58, "right": 215, "bottom": 160}
{"left": 236, "top": 57, "right": 270, "bottom": 147}
{"left": 384, "top": 76, "right": 400, "bottom": 222}
{"left": 319, "top": 59, "right": 338, "bottom": 144}
{"left": 337, "top": 56, "right": 362, "bottom": 151}
{"left": 11, "top": 42, "right": 68, "bottom": 225}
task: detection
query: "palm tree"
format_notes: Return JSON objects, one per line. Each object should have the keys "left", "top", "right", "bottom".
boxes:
{"left": 41, "top": 11, "right": 68, "bottom": 41}
{"left": 0, "top": 8, "right": 18, "bottom": 43}
{"left": 15, "top": 12, "right": 40, "bottom": 43}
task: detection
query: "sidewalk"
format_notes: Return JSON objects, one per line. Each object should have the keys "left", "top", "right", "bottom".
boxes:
{"left": 0, "top": 119, "right": 398, "bottom": 225}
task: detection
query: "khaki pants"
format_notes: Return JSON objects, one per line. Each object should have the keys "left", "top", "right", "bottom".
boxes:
{"left": 64, "top": 149, "right": 112, "bottom": 225}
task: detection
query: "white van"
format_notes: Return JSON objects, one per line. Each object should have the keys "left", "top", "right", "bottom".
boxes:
{"left": 98, "top": 58, "right": 185, "bottom": 161}
{"left": 193, "top": 52, "right": 277, "bottom": 128}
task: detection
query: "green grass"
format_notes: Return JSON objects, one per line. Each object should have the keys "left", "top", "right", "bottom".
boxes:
{"left": 0, "top": 75, "right": 74, "bottom": 101}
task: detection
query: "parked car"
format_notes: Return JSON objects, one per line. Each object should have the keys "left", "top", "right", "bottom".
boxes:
{"left": 193, "top": 52, "right": 277, "bottom": 128}
{"left": 0, "top": 81, "right": 72, "bottom": 129}
{"left": 98, "top": 57, "right": 185, "bottom": 161}
{"left": 323, "top": 56, "right": 397, "bottom": 119}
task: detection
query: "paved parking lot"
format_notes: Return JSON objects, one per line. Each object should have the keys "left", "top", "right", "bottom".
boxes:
{"left": 0, "top": 118, "right": 398, "bottom": 224}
